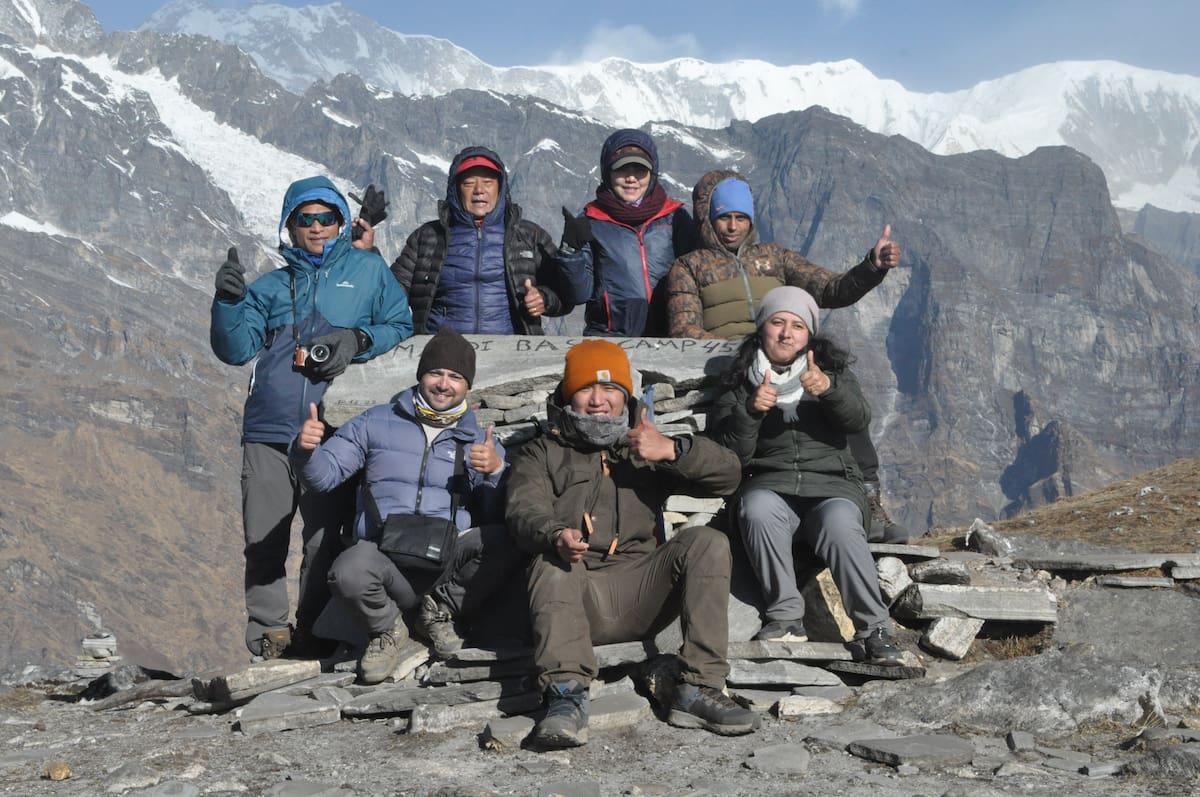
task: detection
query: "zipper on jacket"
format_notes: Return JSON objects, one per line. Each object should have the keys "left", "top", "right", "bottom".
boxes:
{"left": 474, "top": 225, "right": 483, "bottom": 334}
{"left": 636, "top": 227, "right": 652, "bottom": 301}
{"left": 736, "top": 257, "right": 756, "bottom": 321}
{"left": 413, "top": 442, "right": 433, "bottom": 513}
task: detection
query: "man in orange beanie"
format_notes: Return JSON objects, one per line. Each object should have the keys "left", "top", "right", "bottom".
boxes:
{"left": 505, "top": 339, "right": 757, "bottom": 748}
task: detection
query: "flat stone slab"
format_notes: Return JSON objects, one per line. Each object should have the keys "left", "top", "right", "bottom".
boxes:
{"left": 341, "top": 679, "right": 528, "bottom": 717}
{"left": 273, "top": 672, "right": 356, "bottom": 696}
{"left": 537, "top": 781, "right": 601, "bottom": 797}
{"left": 589, "top": 692, "right": 652, "bottom": 730}
{"left": 663, "top": 495, "right": 725, "bottom": 514}
{"left": 324, "top": 336, "right": 740, "bottom": 425}
{"left": 450, "top": 646, "right": 536, "bottom": 663}
{"left": 238, "top": 693, "right": 340, "bottom": 736}
{"left": 805, "top": 720, "right": 898, "bottom": 751}
{"left": 725, "top": 640, "right": 853, "bottom": 661}
{"left": 730, "top": 689, "right": 788, "bottom": 713}
{"left": 909, "top": 559, "right": 972, "bottom": 585}
{"left": 792, "top": 684, "right": 854, "bottom": 701}
{"left": 408, "top": 691, "right": 541, "bottom": 734}
{"left": 920, "top": 616, "right": 984, "bottom": 660}
{"left": 482, "top": 714, "right": 537, "bottom": 750}
{"left": 1171, "top": 566, "right": 1200, "bottom": 580}
{"left": 1006, "top": 730, "right": 1036, "bottom": 751}
{"left": 868, "top": 543, "right": 940, "bottom": 560}
{"left": 422, "top": 659, "right": 534, "bottom": 685}
{"left": 726, "top": 659, "right": 843, "bottom": 687}
{"left": 1095, "top": 575, "right": 1175, "bottom": 588}
{"left": 847, "top": 734, "right": 976, "bottom": 768}
{"left": 1013, "top": 553, "right": 1200, "bottom": 572}
{"left": 743, "top": 743, "right": 810, "bottom": 774}
{"left": 193, "top": 660, "right": 320, "bottom": 704}
{"left": 775, "top": 695, "right": 843, "bottom": 718}
{"left": 826, "top": 660, "right": 926, "bottom": 680}
{"left": 894, "top": 583, "right": 1058, "bottom": 622}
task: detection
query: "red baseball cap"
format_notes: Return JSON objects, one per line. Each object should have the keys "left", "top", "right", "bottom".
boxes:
{"left": 454, "top": 155, "right": 502, "bottom": 176}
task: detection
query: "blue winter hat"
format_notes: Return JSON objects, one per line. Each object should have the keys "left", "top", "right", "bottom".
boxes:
{"left": 709, "top": 178, "right": 754, "bottom": 223}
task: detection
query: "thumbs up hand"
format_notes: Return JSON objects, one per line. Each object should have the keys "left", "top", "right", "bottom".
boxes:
{"left": 799, "top": 350, "right": 832, "bottom": 396}
{"left": 470, "top": 424, "right": 503, "bottom": 475}
{"left": 627, "top": 413, "right": 676, "bottom": 462}
{"left": 214, "top": 246, "right": 246, "bottom": 302}
{"left": 750, "top": 368, "right": 779, "bottom": 414}
{"left": 522, "top": 279, "right": 545, "bottom": 318}
{"left": 297, "top": 403, "right": 326, "bottom": 451}
{"left": 870, "top": 223, "right": 901, "bottom": 269}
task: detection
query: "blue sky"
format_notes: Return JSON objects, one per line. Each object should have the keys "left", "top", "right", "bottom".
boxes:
{"left": 87, "top": 0, "right": 1200, "bottom": 91}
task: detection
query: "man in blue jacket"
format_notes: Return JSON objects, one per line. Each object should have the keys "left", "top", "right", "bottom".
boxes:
{"left": 210, "top": 175, "right": 413, "bottom": 659}
{"left": 292, "top": 327, "right": 521, "bottom": 683}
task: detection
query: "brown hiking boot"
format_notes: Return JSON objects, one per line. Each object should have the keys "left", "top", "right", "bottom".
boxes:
{"left": 865, "top": 482, "right": 911, "bottom": 543}
{"left": 357, "top": 614, "right": 409, "bottom": 685}
{"left": 416, "top": 594, "right": 464, "bottom": 658}
{"left": 259, "top": 626, "right": 292, "bottom": 660}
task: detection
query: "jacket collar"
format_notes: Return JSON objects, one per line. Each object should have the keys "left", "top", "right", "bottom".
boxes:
{"left": 392, "top": 386, "right": 480, "bottom": 441}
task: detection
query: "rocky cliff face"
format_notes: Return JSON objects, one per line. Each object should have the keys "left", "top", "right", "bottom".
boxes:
{"left": 1122, "top": 204, "right": 1200, "bottom": 279}
{"left": 1, "top": 0, "right": 1197, "bottom": 673}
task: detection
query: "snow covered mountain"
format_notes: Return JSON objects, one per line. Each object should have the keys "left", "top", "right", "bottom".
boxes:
{"left": 143, "top": 0, "right": 1200, "bottom": 213}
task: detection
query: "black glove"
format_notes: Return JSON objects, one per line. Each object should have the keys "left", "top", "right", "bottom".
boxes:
{"left": 350, "top": 184, "right": 388, "bottom": 226}
{"left": 214, "top": 246, "right": 245, "bottom": 302}
{"left": 561, "top": 207, "right": 593, "bottom": 251}
{"left": 305, "top": 328, "right": 363, "bottom": 380}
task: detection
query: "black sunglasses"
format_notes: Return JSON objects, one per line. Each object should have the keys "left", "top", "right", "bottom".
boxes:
{"left": 294, "top": 210, "right": 341, "bottom": 228}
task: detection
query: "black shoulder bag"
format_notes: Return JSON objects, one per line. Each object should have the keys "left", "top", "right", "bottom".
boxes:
{"left": 364, "top": 440, "right": 465, "bottom": 574}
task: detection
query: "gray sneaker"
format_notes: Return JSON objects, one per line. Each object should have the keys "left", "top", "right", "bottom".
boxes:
{"left": 416, "top": 594, "right": 464, "bottom": 658}
{"left": 357, "top": 614, "right": 409, "bottom": 685}
{"left": 752, "top": 619, "right": 808, "bottom": 643}
{"left": 532, "top": 680, "right": 589, "bottom": 748}
{"left": 668, "top": 683, "right": 759, "bottom": 736}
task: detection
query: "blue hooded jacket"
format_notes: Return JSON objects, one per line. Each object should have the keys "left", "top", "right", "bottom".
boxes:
{"left": 426, "top": 147, "right": 514, "bottom": 334}
{"left": 210, "top": 176, "right": 414, "bottom": 445}
{"left": 291, "top": 387, "right": 505, "bottom": 537}
{"left": 558, "top": 129, "right": 697, "bottom": 337}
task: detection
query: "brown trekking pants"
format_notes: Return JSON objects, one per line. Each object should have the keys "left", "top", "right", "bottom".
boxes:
{"left": 526, "top": 525, "right": 731, "bottom": 690}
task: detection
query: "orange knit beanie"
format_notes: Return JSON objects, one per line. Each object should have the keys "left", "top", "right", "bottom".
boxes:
{"left": 561, "top": 339, "right": 633, "bottom": 399}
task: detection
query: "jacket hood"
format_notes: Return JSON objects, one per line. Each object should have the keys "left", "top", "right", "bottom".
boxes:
{"left": 444, "top": 146, "right": 509, "bottom": 227}
{"left": 278, "top": 176, "right": 352, "bottom": 250}
{"left": 693, "top": 169, "right": 758, "bottom": 254}
{"left": 599, "top": 128, "right": 659, "bottom": 191}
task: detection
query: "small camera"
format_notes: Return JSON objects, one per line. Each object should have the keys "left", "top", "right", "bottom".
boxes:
{"left": 308, "top": 343, "right": 331, "bottom": 364}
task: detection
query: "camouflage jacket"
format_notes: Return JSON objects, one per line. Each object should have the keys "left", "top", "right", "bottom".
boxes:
{"left": 666, "top": 169, "right": 886, "bottom": 339}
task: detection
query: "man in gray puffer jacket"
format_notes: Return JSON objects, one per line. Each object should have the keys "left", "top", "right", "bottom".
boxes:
{"left": 291, "top": 326, "right": 524, "bottom": 682}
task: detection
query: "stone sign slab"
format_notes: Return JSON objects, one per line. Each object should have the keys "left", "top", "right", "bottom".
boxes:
{"left": 323, "top": 336, "right": 739, "bottom": 425}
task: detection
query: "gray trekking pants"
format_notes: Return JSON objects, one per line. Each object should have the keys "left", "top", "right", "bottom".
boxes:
{"left": 737, "top": 490, "right": 890, "bottom": 640}
{"left": 326, "top": 525, "right": 524, "bottom": 635}
{"left": 241, "top": 442, "right": 351, "bottom": 655}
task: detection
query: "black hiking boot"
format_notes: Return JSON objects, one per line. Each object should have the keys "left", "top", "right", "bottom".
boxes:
{"left": 258, "top": 626, "right": 292, "bottom": 660}
{"left": 283, "top": 626, "right": 338, "bottom": 660}
{"left": 856, "top": 626, "right": 904, "bottom": 666}
{"left": 532, "top": 680, "right": 589, "bottom": 748}
{"left": 416, "top": 594, "right": 464, "bottom": 658}
{"left": 752, "top": 619, "right": 808, "bottom": 643}
{"left": 865, "top": 482, "right": 911, "bottom": 543}
{"left": 668, "top": 683, "right": 759, "bottom": 736}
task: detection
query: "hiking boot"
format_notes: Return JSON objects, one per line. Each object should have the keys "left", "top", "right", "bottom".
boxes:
{"left": 258, "top": 626, "right": 292, "bottom": 660}
{"left": 532, "top": 680, "right": 589, "bottom": 748}
{"left": 865, "top": 481, "right": 911, "bottom": 543}
{"left": 668, "top": 683, "right": 759, "bottom": 736}
{"left": 416, "top": 594, "right": 464, "bottom": 658}
{"left": 752, "top": 619, "right": 808, "bottom": 643}
{"left": 857, "top": 626, "right": 903, "bottom": 667}
{"left": 357, "top": 615, "right": 409, "bottom": 685}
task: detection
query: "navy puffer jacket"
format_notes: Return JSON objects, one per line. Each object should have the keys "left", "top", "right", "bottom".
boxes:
{"left": 391, "top": 147, "right": 569, "bottom": 335}
{"left": 292, "top": 387, "right": 506, "bottom": 538}
{"left": 558, "top": 130, "right": 697, "bottom": 337}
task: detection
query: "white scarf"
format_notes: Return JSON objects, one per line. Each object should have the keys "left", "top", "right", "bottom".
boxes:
{"left": 747, "top": 348, "right": 807, "bottom": 422}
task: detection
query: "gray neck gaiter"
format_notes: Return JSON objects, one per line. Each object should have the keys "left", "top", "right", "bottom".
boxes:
{"left": 562, "top": 406, "right": 630, "bottom": 448}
